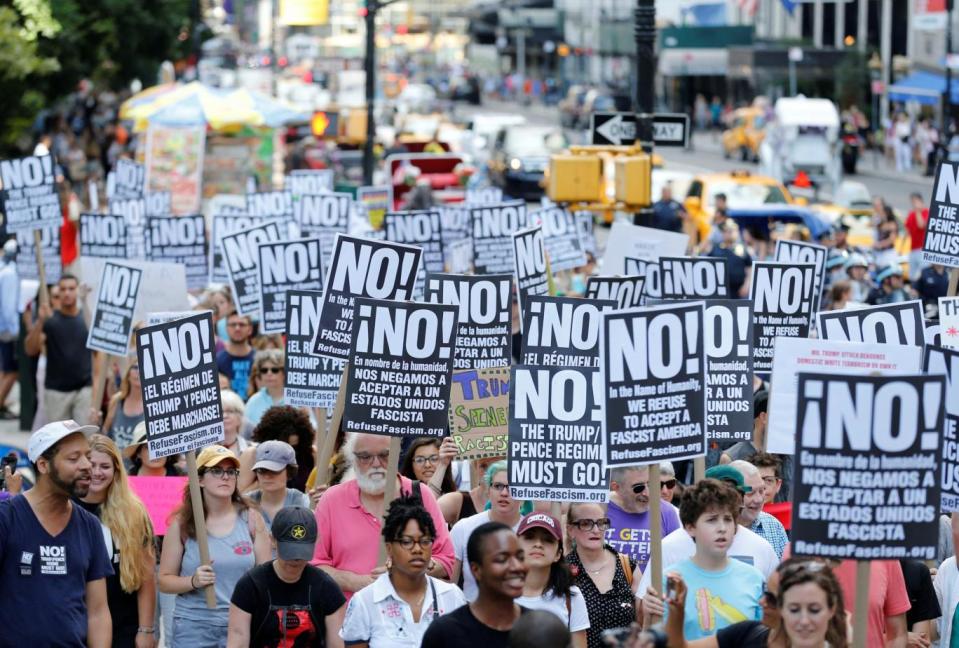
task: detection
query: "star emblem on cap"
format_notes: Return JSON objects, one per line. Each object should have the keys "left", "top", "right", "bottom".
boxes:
{"left": 291, "top": 524, "right": 307, "bottom": 540}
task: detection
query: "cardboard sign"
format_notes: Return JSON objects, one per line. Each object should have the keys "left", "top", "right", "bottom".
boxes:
{"left": 246, "top": 190, "right": 294, "bottom": 220}
{"left": 86, "top": 262, "right": 142, "bottom": 356}
{"left": 923, "top": 344, "right": 959, "bottom": 512}
{"left": 114, "top": 159, "right": 146, "bottom": 199}
{"left": 128, "top": 476, "right": 188, "bottom": 536}
{"left": 257, "top": 238, "right": 323, "bottom": 334}
{"left": 791, "top": 373, "right": 942, "bottom": 560}
{"left": 750, "top": 262, "right": 817, "bottom": 374}
{"left": 603, "top": 221, "right": 689, "bottom": 275}
{"left": 80, "top": 213, "right": 127, "bottom": 258}
{"left": 471, "top": 201, "right": 528, "bottom": 274}
{"left": 211, "top": 214, "right": 289, "bottom": 284}
{"left": 466, "top": 187, "right": 503, "bottom": 204}
{"left": 0, "top": 154, "right": 60, "bottom": 232}
{"left": 818, "top": 300, "right": 925, "bottom": 347}
{"left": 81, "top": 258, "right": 189, "bottom": 324}
{"left": 357, "top": 185, "right": 392, "bottom": 230}
{"left": 602, "top": 302, "right": 707, "bottom": 466}
{"left": 284, "top": 290, "right": 346, "bottom": 409}
{"left": 222, "top": 221, "right": 283, "bottom": 316}
{"left": 16, "top": 224, "right": 61, "bottom": 283}
{"left": 703, "top": 300, "right": 754, "bottom": 441}
{"left": 424, "top": 273, "right": 512, "bottom": 370}
{"left": 521, "top": 296, "right": 615, "bottom": 368}
{"left": 449, "top": 367, "right": 510, "bottom": 460}
{"left": 385, "top": 209, "right": 444, "bottom": 296}
{"left": 660, "top": 257, "right": 729, "bottom": 299}
{"left": 531, "top": 207, "right": 587, "bottom": 272}
{"left": 513, "top": 226, "right": 549, "bottom": 330}
{"left": 939, "top": 296, "right": 959, "bottom": 349}
{"left": 767, "top": 338, "right": 922, "bottom": 454}
{"left": 286, "top": 169, "right": 333, "bottom": 197}
{"left": 110, "top": 192, "right": 172, "bottom": 259}
{"left": 585, "top": 276, "right": 646, "bottom": 310}
{"left": 509, "top": 365, "right": 608, "bottom": 502}
{"left": 312, "top": 235, "right": 422, "bottom": 359}
{"left": 136, "top": 312, "right": 224, "bottom": 459}
{"left": 774, "top": 240, "right": 827, "bottom": 302}
{"left": 922, "top": 161, "right": 959, "bottom": 267}
{"left": 145, "top": 214, "right": 208, "bottom": 291}
{"left": 343, "top": 299, "right": 457, "bottom": 437}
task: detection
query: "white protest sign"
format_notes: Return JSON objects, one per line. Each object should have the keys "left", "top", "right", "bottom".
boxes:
{"left": 602, "top": 221, "right": 688, "bottom": 274}
{"left": 939, "top": 296, "right": 959, "bottom": 350}
{"left": 80, "top": 257, "right": 189, "bottom": 323}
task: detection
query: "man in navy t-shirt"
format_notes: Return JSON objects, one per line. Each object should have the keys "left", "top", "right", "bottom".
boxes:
{"left": 216, "top": 311, "right": 257, "bottom": 398}
{"left": 0, "top": 420, "right": 113, "bottom": 647}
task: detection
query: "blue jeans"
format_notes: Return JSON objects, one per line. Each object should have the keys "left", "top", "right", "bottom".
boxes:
{"left": 171, "top": 616, "right": 228, "bottom": 648}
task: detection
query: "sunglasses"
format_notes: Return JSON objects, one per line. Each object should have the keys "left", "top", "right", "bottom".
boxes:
{"left": 662, "top": 479, "right": 677, "bottom": 489}
{"left": 631, "top": 483, "right": 648, "bottom": 494}
{"left": 260, "top": 367, "right": 283, "bottom": 374}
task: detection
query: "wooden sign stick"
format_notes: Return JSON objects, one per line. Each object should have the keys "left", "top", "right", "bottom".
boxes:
{"left": 377, "top": 437, "right": 403, "bottom": 566}
{"left": 693, "top": 456, "right": 706, "bottom": 482}
{"left": 852, "top": 561, "right": 870, "bottom": 648}
{"left": 313, "top": 363, "right": 350, "bottom": 487}
{"left": 33, "top": 230, "right": 48, "bottom": 308}
{"left": 185, "top": 452, "right": 217, "bottom": 609}
{"left": 949, "top": 268, "right": 959, "bottom": 297}
{"left": 647, "top": 464, "right": 664, "bottom": 625}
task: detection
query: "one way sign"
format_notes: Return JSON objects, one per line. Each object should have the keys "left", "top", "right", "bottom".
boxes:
{"left": 589, "top": 112, "right": 689, "bottom": 148}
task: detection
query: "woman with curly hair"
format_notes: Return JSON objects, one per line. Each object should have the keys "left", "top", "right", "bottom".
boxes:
{"left": 238, "top": 405, "right": 316, "bottom": 493}
{"left": 78, "top": 434, "right": 157, "bottom": 647}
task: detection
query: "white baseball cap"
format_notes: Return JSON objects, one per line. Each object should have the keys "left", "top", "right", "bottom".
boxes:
{"left": 28, "top": 420, "right": 98, "bottom": 462}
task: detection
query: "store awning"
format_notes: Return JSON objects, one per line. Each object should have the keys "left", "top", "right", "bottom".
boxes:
{"left": 660, "top": 48, "right": 728, "bottom": 76}
{"left": 888, "top": 70, "right": 959, "bottom": 106}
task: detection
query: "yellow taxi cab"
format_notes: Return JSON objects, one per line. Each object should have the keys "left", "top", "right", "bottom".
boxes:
{"left": 722, "top": 107, "right": 766, "bottom": 162}
{"left": 683, "top": 170, "right": 795, "bottom": 245}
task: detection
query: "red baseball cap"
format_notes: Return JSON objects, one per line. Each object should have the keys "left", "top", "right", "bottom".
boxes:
{"left": 517, "top": 512, "right": 562, "bottom": 541}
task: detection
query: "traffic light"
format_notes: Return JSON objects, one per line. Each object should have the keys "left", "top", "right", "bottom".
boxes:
{"left": 547, "top": 154, "right": 603, "bottom": 203}
{"left": 614, "top": 154, "right": 651, "bottom": 206}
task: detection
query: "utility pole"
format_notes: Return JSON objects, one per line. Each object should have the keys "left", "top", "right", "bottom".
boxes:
{"left": 946, "top": 0, "right": 955, "bottom": 131}
{"left": 633, "top": 0, "right": 655, "bottom": 229}
{"left": 362, "top": 0, "right": 401, "bottom": 186}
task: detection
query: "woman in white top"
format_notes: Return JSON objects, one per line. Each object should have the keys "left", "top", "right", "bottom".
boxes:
{"left": 515, "top": 511, "right": 590, "bottom": 648}
{"left": 341, "top": 494, "right": 466, "bottom": 647}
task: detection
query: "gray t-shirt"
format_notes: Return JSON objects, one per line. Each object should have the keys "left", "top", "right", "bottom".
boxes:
{"left": 246, "top": 488, "right": 311, "bottom": 527}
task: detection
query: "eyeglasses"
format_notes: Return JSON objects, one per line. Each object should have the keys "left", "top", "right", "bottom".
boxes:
{"left": 569, "top": 518, "right": 611, "bottom": 532}
{"left": 662, "top": 479, "right": 677, "bottom": 489}
{"left": 393, "top": 536, "right": 435, "bottom": 550}
{"left": 354, "top": 451, "right": 390, "bottom": 466}
{"left": 413, "top": 455, "right": 439, "bottom": 466}
{"left": 205, "top": 467, "right": 239, "bottom": 479}
{"left": 254, "top": 467, "right": 284, "bottom": 475}
{"left": 260, "top": 367, "right": 282, "bottom": 374}
{"left": 631, "top": 483, "right": 648, "bottom": 494}
{"left": 489, "top": 482, "right": 510, "bottom": 493}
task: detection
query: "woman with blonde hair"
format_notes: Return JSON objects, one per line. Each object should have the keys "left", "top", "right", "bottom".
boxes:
{"left": 244, "top": 349, "right": 287, "bottom": 426}
{"left": 102, "top": 360, "right": 145, "bottom": 450}
{"left": 78, "top": 434, "right": 157, "bottom": 647}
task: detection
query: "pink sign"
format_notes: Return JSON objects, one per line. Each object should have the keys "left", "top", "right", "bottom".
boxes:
{"left": 128, "top": 476, "right": 188, "bottom": 536}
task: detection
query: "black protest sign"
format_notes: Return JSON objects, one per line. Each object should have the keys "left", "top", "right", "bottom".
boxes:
{"left": 449, "top": 368, "right": 510, "bottom": 460}
{"left": 818, "top": 300, "right": 925, "bottom": 347}
{"left": 145, "top": 214, "right": 208, "bottom": 290}
{"left": 775, "top": 240, "right": 827, "bottom": 302}
{"left": 80, "top": 213, "right": 127, "bottom": 258}
{"left": 343, "top": 299, "right": 457, "bottom": 437}
{"left": 86, "top": 262, "right": 142, "bottom": 356}
{"left": 521, "top": 295, "right": 615, "bottom": 368}
{"left": 246, "top": 190, "right": 294, "bottom": 220}
{"left": 626, "top": 257, "right": 659, "bottom": 302}
{"left": 16, "top": 224, "right": 61, "bottom": 283}
{"left": 296, "top": 192, "right": 350, "bottom": 279}
{"left": 509, "top": 366, "right": 608, "bottom": 502}
{"left": 922, "top": 161, "right": 959, "bottom": 267}
{"left": 602, "top": 302, "right": 707, "bottom": 466}
{"left": 585, "top": 276, "right": 646, "bottom": 310}
{"left": 110, "top": 192, "right": 172, "bottom": 258}
{"left": 440, "top": 205, "right": 470, "bottom": 246}
{"left": 284, "top": 290, "right": 346, "bottom": 409}
{"left": 312, "top": 235, "right": 422, "bottom": 359}
{"left": 466, "top": 187, "right": 503, "bottom": 204}
{"left": 923, "top": 344, "right": 959, "bottom": 512}
{"left": 471, "top": 201, "right": 528, "bottom": 274}
{"left": 222, "top": 221, "right": 283, "bottom": 316}
{"left": 660, "top": 256, "right": 729, "bottom": 299}
{"left": 385, "top": 209, "right": 444, "bottom": 296}
{"left": 136, "top": 312, "right": 224, "bottom": 459}
{"left": 286, "top": 169, "right": 334, "bottom": 197}
{"left": 211, "top": 214, "right": 290, "bottom": 284}
{"left": 114, "top": 159, "right": 146, "bottom": 198}
{"left": 703, "top": 300, "right": 754, "bottom": 441}
{"left": 750, "top": 262, "right": 817, "bottom": 374}
{"left": 576, "top": 211, "right": 597, "bottom": 256}
{"left": 0, "top": 154, "right": 60, "bottom": 232}
{"left": 792, "top": 373, "right": 942, "bottom": 560}
{"left": 513, "top": 225, "right": 549, "bottom": 330}
{"left": 531, "top": 207, "right": 586, "bottom": 272}
{"left": 257, "top": 238, "right": 323, "bottom": 334}
{"left": 424, "top": 273, "right": 512, "bottom": 370}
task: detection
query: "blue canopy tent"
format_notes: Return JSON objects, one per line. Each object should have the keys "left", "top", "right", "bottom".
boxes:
{"left": 887, "top": 70, "right": 959, "bottom": 106}
{"left": 726, "top": 205, "right": 833, "bottom": 241}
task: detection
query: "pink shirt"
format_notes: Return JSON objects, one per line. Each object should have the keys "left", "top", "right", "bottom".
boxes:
{"left": 834, "top": 560, "right": 911, "bottom": 647}
{"left": 311, "top": 476, "right": 455, "bottom": 597}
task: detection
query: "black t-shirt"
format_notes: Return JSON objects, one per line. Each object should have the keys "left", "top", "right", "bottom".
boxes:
{"left": 900, "top": 559, "right": 941, "bottom": 627}
{"left": 43, "top": 311, "right": 92, "bottom": 391}
{"left": 706, "top": 246, "right": 752, "bottom": 296}
{"left": 421, "top": 604, "right": 527, "bottom": 648}
{"left": 716, "top": 621, "right": 770, "bottom": 648}
{"left": 230, "top": 561, "right": 346, "bottom": 647}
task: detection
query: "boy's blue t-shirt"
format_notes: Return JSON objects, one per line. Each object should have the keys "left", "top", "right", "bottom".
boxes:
{"left": 0, "top": 495, "right": 113, "bottom": 647}
{"left": 663, "top": 557, "right": 764, "bottom": 640}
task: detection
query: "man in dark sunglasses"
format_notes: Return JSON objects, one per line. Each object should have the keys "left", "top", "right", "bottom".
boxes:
{"left": 606, "top": 465, "right": 681, "bottom": 574}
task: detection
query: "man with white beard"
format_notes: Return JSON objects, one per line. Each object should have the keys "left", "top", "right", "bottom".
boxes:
{"left": 311, "top": 432, "right": 455, "bottom": 598}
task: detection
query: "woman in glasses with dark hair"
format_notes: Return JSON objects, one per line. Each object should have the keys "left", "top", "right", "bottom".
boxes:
{"left": 565, "top": 501, "right": 641, "bottom": 648}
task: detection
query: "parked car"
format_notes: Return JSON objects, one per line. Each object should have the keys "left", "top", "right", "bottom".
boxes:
{"left": 488, "top": 126, "right": 570, "bottom": 200}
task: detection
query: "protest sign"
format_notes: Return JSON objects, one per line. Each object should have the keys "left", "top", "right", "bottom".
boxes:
{"left": 16, "top": 224, "right": 61, "bottom": 283}
{"left": 257, "top": 238, "right": 323, "bottom": 334}
{"left": 767, "top": 337, "right": 922, "bottom": 454}
{"left": 521, "top": 295, "right": 615, "bottom": 368}
{"left": 509, "top": 365, "right": 608, "bottom": 502}
{"left": 284, "top": 290, "right": 346, "bottom": 409}
{"left": 531, "top": 206, "right": 587, "bottom": 272}
{"left": 449, "top": 367, "right": 510, "bottom": 460}
{"left": 576, "top": 212, "right": 597, "bottom": 257}
{"left": 923, "top": 344, "right": 959, "bottom": 512}
{"left": 357, "top": 185, "right": 392, "bottom": 230}
{"left": 211, "top": 214, "right": 273, "bottom": 284}
{"left": 80, "top": 258, "right": 189, "bottom": 323}
{"left": 110, "top": 192, "right": 172, "bottom": 259}
{"left": 440, "top": 205, "right": 471, "bottom": 246}
{"left": 312, "top": 235, "right": 422, "bottom": 359}
{"left": 585, "top": 276, "right": 646, "bottom": 309}
{"left": 114, "top": 159, "right": 146, "bottom": 198}
{"left": 135, "top": 312, "right": 224, "bottom": 459}
{"left": 145, "top": 214, "right": 208, "bottom": 290}
{"left": 927, "top": 321, "right": 943, "bottom": 347}
{"left": 384, "top": 209, "right": 444, "bottom": 296}
{"left": 939, "top": 296, "right": 959, "bottom": 349}
{"left": 86, "top": 262, "right": 142, "bottom": 356}
{"left": 750, "top": 261, "right": 817, "bottom": 374}
{"left": 774, "top": 240, "right": 827, "bottom": 302}
{"left": 602, "top": 301, "right": 707, "bottom": 466}
{"left": 342, "top": 299, "right": 457, "bottom": 437}
{"left": 145, "top": 124, "right": 205, "bottom": 215}
{"left": 922, "top": 160, "right": 959, "bottom": 267}
{"left": 513, "top": 225, "right": 549, "bottom": 329}
{"left": 624, "top": 257, "right": 660, "bottom": 302}
{"left": 424, "top": 273, "right": 512, "bottom": 369}
{"left": 702, "top": 300, "right": 754, "bottom": 441}
{"left": 818, "top": 300, "right": 924, "bottom": 347}
{"left": 128, "top": 476, "right": 189, "bottom": 536}
{"left": 286, "top": 169, "right": 333, "bottom": 197}
{"left": 222, "top": 221, "right": 283, "bottom": 316}
{"left": 0, "top": 154, "right": 60, "bottom": 232}
{"left": 446, "top": 238, "right": 473, "bottom": 273}
{"left": 659, "top": 257, "right": 729, "bottom": 299}
{"left": 603, "top": 221, "right": 689, "bottom": 274}
{"left": 80, "top": 213, "right": 127, "bottom": 258}
{"left": 466, "top": 187, "right": 503, "bottom": 204}
{"left": 246, "top": 190, "right": 294, "bottom": 220}
{"left": 296, "top": 192, "right": 351, "bottom": 276}
{"left": 791, "top": 372, "right": 942, "bottom": 560}
{"left": 471, "top": 201, "right": 528, "bottom": 274}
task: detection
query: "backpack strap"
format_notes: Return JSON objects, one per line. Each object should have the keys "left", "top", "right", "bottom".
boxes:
{"left": 619, "top": 553, "right": 633, "bottom": 589}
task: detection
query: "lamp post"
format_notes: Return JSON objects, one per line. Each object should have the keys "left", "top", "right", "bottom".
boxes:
{"left": 633, "top": 0, "right": 655, "bottom": 229}
{"left": 945, "top": 0, "right": 955, "bottom": 131}
{"left": 868, "top": 52, "right": 882, "bottom": 138}
{"left": 362, "top": 0, "right": 401, "bottom": 186}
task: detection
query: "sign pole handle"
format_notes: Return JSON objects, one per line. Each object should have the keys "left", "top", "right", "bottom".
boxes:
{"left": 377, "top": 437, "right": 402, "bottom": 566}
{"left": 33, "top": 230, "right": 49, "bottom": 308}
{"left": 313, "top": 363, "right": 349, "bottom": 487}
{"left": 948, "top": 269, "right": 959, "bottom": 297}
{"left": 185, "top": 452, "right": 217, "bottom": 609}
{"left": 647, "top": 464, "right": 663, "bottom": 625}
{"left": 852, "top": 561, "right": 870, "bottom": 648}
{"left": 693, "top": 456, "right": 706, "bottom": 483}
{"left": 90, "top": 352, "right": 108, "bottom": 426}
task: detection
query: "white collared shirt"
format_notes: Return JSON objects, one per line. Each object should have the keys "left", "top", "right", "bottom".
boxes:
{"left": 340, "top": 573, "right": 467, "bottom": 648}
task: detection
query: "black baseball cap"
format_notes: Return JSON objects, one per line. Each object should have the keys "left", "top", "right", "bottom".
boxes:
{"left": 271, "top": 506, "right": 317, "bottom": 561}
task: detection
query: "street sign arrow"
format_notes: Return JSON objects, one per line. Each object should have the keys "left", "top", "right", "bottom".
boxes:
{"left": 590, "top": 112, "right": 637, "bottom": 146}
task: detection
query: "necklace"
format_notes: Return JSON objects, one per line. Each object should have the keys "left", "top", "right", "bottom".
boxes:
{"left": 582, "top": 558, "right": 611, "bottom": 574}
